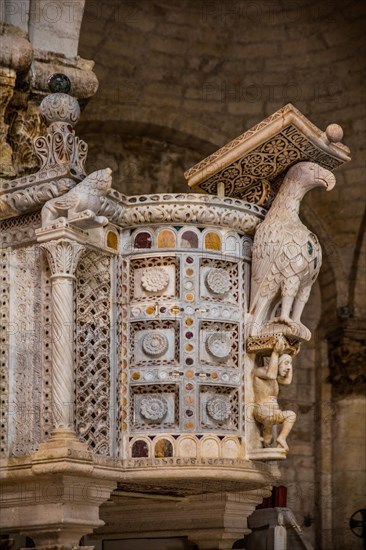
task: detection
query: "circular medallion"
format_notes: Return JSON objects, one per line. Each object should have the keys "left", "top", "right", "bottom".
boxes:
{"left": 140, "top": 396, "right": 168, "bottom": 421}
{"left": 206, "top": 332, "right": 231, "bottom": 359}
{"left": 206, "top": 395, "right": 231, "bottom": 421}
{"left": 141, "top": 267, "right": 169, "bottom": 292}
{"left": 205, "top": 268, "right": 231, "bottom": 295}
{"left": 142, "top": 332, "right": 168, "bottom": 357}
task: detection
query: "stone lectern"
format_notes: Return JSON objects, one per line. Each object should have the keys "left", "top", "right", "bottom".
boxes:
{"left": 0, "top": 81, "right": 350, "bottom": 550}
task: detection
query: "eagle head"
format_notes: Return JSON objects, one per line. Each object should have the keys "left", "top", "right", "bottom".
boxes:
{"left": 286, "top": 162, "right": 336, "bottom": 192}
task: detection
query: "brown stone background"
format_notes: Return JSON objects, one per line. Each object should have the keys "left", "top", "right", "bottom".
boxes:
{"left": 76, "top": 1, "right": 366, "bottom": 548}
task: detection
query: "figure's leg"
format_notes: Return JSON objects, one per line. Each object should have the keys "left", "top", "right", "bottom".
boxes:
{"left": 254, "top": 406, "right": 274, "bottom": 447}
{"left": 276, "top": 410, "right": 297, "bottom": 451}
{"left": 261, "top": 421, "right": 274, "bottom": 446}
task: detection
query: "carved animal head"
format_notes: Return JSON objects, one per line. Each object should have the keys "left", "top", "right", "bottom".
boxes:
{"left": 286, "top": 161, "right": 336, "bottom": 192}
{"left": 82, "top": 168, "right": 112, "bottom": 194}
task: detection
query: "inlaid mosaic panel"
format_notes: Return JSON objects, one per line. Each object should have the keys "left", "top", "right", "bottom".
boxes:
{"left": 119, "top": 225, "right": 248, "bottom": 459}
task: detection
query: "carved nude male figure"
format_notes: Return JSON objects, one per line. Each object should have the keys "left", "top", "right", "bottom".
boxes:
{"left": 253, "top": 337, "right": 296, "bottom": 452}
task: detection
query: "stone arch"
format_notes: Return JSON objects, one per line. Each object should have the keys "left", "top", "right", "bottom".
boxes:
{"left": 78, "top": 116, "right": 222, "bottom": 157}
{"left": 77, "top": 119, "right": 221, "bottom": 195}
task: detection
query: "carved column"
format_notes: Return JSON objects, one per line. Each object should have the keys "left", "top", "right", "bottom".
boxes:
{"left": 327, "top": 320, "right": 366, "bottom": 549}
{"left": 40, "top": 238, "right": 85, "bottom": 431}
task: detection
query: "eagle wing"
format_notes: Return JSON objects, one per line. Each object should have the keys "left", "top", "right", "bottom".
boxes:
{"left": 250, "top": 219, "right": 287, "bottom": 311}
{"left": 48, "top": 192, "right": 79, "bottom": 210}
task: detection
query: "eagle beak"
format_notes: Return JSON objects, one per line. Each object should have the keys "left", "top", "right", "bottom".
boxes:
{"left": 317, "top": 173, "right": 336, "bottom": 191}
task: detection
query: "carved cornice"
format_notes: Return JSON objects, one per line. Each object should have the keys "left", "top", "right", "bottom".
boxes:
{"left": 41, "top": 239, "right": 85, "bottom": 278}
{"left": 327, "top": 320, "right": 366, "bottom": 397}
{"left": 0, "top": 177, "right": 76, "bottom": 219}
{"left": 185, "top": 103, "right": 351, "bottom": 205}
{"left": 99, "top": 191, "right": 266, "bottom": 235}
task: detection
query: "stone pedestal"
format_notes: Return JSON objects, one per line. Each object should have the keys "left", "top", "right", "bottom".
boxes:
{"left": 0, "top": 433, "right": 116, "bottom": 548}
{"left": 86, "top": 489, "right": 271, "bottom": 550}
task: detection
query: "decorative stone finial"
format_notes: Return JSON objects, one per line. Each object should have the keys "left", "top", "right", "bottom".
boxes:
{"left": 325, "top": 123, "right": 344, "bottom": 143}
{"left": 40, "top": 73, "right": 80, "bottom": 127}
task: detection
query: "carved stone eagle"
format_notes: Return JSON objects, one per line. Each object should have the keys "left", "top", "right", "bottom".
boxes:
{"left": 250, "top": 161, "right": 336, "bottom": 340}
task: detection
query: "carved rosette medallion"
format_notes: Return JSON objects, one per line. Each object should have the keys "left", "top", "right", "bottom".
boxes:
{"left": 140, "top": 396, "right": 168, "bottom": 421}
{"left": 207, "top": 395, "right": 231, "bottom": 421}
{"left": 142, "top": 332, "right": 169, "bottom": 357}
{"left": 206, "top": 333, "right": 232, "bottom": 359}
{"left": 205, "top": 268, "right": 231, "bottom": 295}
{"left": 141, "top": 267, "right": 169, "bottom": 292}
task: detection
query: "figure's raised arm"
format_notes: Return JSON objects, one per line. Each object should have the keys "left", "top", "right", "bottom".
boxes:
{"left": 254, "top": 337, "right": 286, "bottom": 380}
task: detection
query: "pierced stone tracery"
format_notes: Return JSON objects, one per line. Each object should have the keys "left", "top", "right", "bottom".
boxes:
{"left": 74, "top": 250, "right": 112, "bottom": 455}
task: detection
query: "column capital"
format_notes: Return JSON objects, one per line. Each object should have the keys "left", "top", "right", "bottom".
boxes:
{"left": 327, "top": 319, "right": 366, "bottom": 397}
{"left": 40, "top": 239, "right": 85, "bottom": 278}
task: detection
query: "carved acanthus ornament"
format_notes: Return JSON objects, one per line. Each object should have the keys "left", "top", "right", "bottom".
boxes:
{"left": 41, "top": 239, "right": 85, "bottom": 278}
{"left": 0, "top": 67, "right": 17, "bottom": 178}
{"left": 246, "top": 335, "right": 300, "bottom": 357}
{"left": 0, "top": 25, "right": 33, "bottom": 179}
{"left": 8, "top": 102, "right": 45, "bottom": 176}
